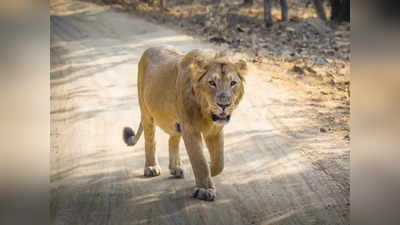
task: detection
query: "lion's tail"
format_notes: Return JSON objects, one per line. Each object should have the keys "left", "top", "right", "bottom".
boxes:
{"left": 123, "top": 122, "right": 143, "bottom": 147}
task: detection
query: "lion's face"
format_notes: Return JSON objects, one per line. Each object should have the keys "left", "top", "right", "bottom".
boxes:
{"left": 193, "top": 60, "right": 246, "bottom": 126}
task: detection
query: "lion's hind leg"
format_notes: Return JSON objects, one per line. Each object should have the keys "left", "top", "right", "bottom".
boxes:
{"left": 142, "top": 117, "right": 161, "bottom": 177}
{"left": 168, "top": 135, "right": 184, "bottom": 178}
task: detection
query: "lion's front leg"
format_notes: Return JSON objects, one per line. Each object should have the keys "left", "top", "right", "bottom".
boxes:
{"left": 182, "top": 129, "right": 216, "bottom": 201}
{"left": 205, "top": 131, "right": 224, "bottom": 177}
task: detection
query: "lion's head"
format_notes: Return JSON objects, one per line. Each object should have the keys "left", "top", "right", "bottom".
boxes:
{"left": 182, "top": 50, "right": 247, "bottom": 125}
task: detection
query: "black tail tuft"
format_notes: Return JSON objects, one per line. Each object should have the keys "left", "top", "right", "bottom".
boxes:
{"left": 123, "top": 127, "right": 135, "bottom": 146}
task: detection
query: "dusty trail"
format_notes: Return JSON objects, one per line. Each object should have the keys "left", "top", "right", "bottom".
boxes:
{"left": 51, "top": 0, "right": 349, "bottom": 224}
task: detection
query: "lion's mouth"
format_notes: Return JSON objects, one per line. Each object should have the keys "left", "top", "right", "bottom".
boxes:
{"left": 211, "top": 113, "right": 231, "bottom": 122}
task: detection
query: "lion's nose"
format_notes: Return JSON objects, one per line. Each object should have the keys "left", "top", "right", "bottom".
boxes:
{"left": 220, "top": 92, "right": 228, "bottom": 98}
{"left": 217, "top": 103, "right": 231, "bottom": 110}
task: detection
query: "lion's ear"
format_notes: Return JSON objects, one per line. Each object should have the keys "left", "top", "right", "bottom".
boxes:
{"left": 181, "top": 50, "right": 208, "bottom": 71}
{"left": 191, "top": 54, "right": 208, "bottom": 72}
{"left": 235, "top": 59, "right": 248, "bottom": 80}
{"left": 181, "top": 50, "right": 210, "bottom": 81}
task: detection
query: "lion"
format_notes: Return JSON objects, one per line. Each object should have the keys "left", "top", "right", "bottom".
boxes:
{"left": 123, "top": 46, "right": 247, "bottom": 201}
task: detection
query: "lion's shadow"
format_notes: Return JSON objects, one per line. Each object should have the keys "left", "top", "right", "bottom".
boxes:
{"left": 51, "top": 126, "right": 349, "bottom": 225}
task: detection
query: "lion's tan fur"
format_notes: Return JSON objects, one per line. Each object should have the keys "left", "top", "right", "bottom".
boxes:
{"left": 125, "top": 46, "right": 246, "bottom": 200}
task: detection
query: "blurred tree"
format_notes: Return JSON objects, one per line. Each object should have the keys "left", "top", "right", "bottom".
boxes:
{"left": 159, "top": 0, "right": 167, "bottom": 11}
{"left": 330, "top": 0, "right": 350, "bottom": 22}
{"left": 312, "top": 0, "right": 350, "bottom": 22}
{"left": 313, "top": 0, "right": 327, "bottom": 21}
{"left": 280, "top": 0, "right": 288, "bottom": 21}
{"left": 264, "top": 0, "right": 288, "bottom": 27}
{"left": 141, "top": 0, "right": 154, "bottom": 6}
{"left": 264, "top": 0, "right": 273, "bottom": 27}
{"left": 242, "top": 0, "right": 254, "bottom": 7}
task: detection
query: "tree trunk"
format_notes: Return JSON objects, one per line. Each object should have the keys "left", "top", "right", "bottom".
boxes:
{"left": 159, "top": 0, "right": 167, "bottom": 11}
{"left": 313, "top": 0, "right": 327, "bottom": 21}
{"left": 242, "top": 0, "right": 254, "bottom": 7}
{"left": 280, "top": 0, "right": 288, "bottom": 21}
{"left": 337, "top": 0, "right": 350, "bottom": 22}
{"left": 264, "top": 0, "right": 273, "bottom": 27}
{"left": 330, "top": 0, "right": 350, "bottom": 23}
{"left": 342, "top": 0, "right": 350, "bottom": 22}
{"left": 330, "top": 0, "right": 340, "bottom": 21}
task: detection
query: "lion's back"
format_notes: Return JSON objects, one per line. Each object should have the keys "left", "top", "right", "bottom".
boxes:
{"left": 137, "top": 47, "right": 183, "bottom": 133}
{"left": 138, "top": 46, "right": 182, "bottom": 87}
{"left": 140, "top": 46, "right": 180, "bottom": 67}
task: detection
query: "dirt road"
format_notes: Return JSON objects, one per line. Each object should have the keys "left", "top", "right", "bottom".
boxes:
{"left": 51, "top": 1, "right": 349, "bottom": 224}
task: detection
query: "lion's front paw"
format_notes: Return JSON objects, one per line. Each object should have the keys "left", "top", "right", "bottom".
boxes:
{"left": 192, "top": 187, "right": 216, "bottom": 201}
{"left": 170, "top": 167, "right": 184, "bottom": 178}
{"left": 144, "top": 166, "right": 161, "bottom": 177}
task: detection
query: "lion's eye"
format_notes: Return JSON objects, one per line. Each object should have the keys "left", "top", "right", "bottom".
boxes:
{"left": 208, "top": 80, "right": 216, "bottom": 87}
{"left": 231, "top": 81, "right": 237, "bottom": 86}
